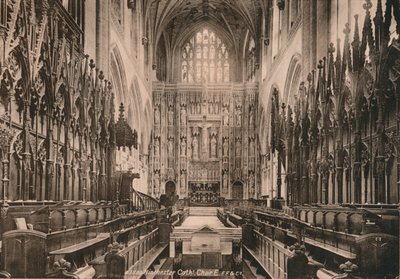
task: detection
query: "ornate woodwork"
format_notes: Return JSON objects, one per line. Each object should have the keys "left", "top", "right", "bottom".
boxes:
{"left": 0, "top": 0, "right": 117, "bottom": 206}
{"left": 270, "top": 0, "right": 400, "bottom": 205}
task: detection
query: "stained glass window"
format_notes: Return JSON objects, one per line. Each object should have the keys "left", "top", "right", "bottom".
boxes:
{"left": 181, "top": 28, "right": 230, "bottom": 83}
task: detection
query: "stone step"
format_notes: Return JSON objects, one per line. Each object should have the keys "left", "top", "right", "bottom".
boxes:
{"left": 188, "top": 207, "right": 218, "bottom": 216}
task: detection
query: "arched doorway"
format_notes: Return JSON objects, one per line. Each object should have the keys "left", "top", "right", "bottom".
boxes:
{"left": 232, "top": 181, "right": 243, "bottom": 200}
{"left": 165, "top": 181, "right": 176, "bottom": 197}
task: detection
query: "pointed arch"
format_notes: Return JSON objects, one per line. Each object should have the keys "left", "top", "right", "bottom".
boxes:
{"left": 178, "top": 26, "right": 232, "bottom": 83}
{"left": 283, "top": 54, "right": 302, "bottom": 106}
{"left": 110, "top": 46, "right": 128, "bottom": 106}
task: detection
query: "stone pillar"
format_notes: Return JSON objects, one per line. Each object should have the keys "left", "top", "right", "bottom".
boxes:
{"left": 96, "top": 0, "right": 110, "bottom": 77}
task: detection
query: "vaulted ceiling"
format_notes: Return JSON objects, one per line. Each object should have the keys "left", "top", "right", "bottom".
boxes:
{"left": 145, "top": 0, "right": 266, "bottom": 50}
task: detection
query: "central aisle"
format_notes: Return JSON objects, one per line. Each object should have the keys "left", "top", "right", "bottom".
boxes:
{"left": 180, "top": 216, "right": 225, "bottom": 229}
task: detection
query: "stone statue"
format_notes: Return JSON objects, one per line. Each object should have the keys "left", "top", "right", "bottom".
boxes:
{"left": 236, "top": 106, "right": 242, "bottom": 126}
{"left": 235, "top": 139, "right": 241, "bottom": 157}
{"left": 192, "top": 136, "right": 199, "bottom": 159}
{"left": 223, "top": 106, "right": 229, "bottom": 126}
{"left": 210, "top": 136, "right": 217, "bottom": 158}
{"left": 180, "top": 138, "right": 186, "bottom": 156}
{"left": 223, "top": 138, "right": 228, "bottom": 156}
{"left": 180, "top": 106, "right": 186, "bottom": 125}
{"left": 154, "top": 106, "right": 160, "bottom": 124}
{"left": 168, "top": 107, "right": 174, "bottom": 125}
{"left": 249, "top": 107, "right": 254, "bottom": 126}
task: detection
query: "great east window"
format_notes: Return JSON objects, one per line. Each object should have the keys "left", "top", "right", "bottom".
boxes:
{"left": 181, "top": 28, "right": 230, "bottom": 83}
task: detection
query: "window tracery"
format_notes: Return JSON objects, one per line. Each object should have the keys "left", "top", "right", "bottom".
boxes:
{"left": 181, "top": 28, "right": 230, "bottom": 83}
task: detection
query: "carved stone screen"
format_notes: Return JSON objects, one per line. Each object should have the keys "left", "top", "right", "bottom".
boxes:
{"left": 150, "top": 83, "right": 259, "bottom": 200}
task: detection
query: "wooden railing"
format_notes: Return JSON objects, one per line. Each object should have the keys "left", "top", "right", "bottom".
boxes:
{"left": 90, "top": 228, "right": 168, "bottom": 279}
{"left": 225, "top": 199, "right": 268, "bottom": 213}
{"left": 120, "top": 228, "right": 161, "bottom": 270}
{"left": 137, "top": 191, "right": 160, "bottom": 211}
{"left": 217, "top": 208, "right": 243, "bottom": 227}
{"left": 243, "top": 228, "right": 318, "bottom": 279}
{"left": 13, "top": 191, "right": 160, "bottom": 235}
{"left": 293, "top": 204, "right": 399, "bottom": 236}
{"left": 236, "top": 203, "right": 399, "bottom": 278}
{"left": 0, "top": 195, "right": 163, "bottom": 278}
{"left": 249, "top": 230, "right": 291, "bottom": 279}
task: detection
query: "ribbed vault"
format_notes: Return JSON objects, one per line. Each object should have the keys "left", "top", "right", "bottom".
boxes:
{"left": 146, "top": 0, "right": 265, "bottom": 44}
{"left": 146, "top": 0, "right": 266, "bottom": 81}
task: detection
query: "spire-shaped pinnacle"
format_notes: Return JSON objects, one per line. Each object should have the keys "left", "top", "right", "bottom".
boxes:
{"left": 119, "top": 102, "right": 125, "bottom": 120}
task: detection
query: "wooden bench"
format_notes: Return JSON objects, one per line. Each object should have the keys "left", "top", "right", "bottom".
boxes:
{"left": 89, "top": 228, "right": 165, "bottom": 279}
{"left": 125, "top": 244, "right": 168, "bottom": 278}
{"left": 49, "top": 233, "right": 110, "bottom": 256}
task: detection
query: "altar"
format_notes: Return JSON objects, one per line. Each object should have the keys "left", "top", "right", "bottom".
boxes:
{"left": 188, "top": 182, "right": 220, "bottom": 206}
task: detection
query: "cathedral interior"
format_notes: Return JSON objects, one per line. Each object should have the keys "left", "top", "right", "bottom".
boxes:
{"left": 0, "top": 0, "right": 399, "bottom": 278}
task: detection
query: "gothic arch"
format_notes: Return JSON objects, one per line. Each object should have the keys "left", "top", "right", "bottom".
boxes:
{"left": 283, "top": 54, "right": 302, "bottom": 105}
{"left": 173, "top": 22, "right": 236, "bottom": 58}
{"left": 155, "top": 33, "right": 168, "bottom": 81}
{"left": 243, "top": 30, "right": 257, "bottom": 82}
{"left": 128, "top": 77, "right": 144, "bottom": 133}
{"left": 165, "top": 180, "right": 176, "bottom": 196}
{"left": 232, "top": 181, "right": 244, "bottom": 200}
{"left": 110, "top": 46, "right": 128, "bottom": 106}
{"left": 178, "top": 26, "right": 232, "bottom": 83}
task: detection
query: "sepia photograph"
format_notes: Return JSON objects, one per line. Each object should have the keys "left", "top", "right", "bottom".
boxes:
{"left": 0, "top": 0, "right": 398, "bottom": 278}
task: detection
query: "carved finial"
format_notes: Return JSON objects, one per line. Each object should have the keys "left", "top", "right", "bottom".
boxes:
{"left": 339, "top": 261, "right": 358, "bottom": 274}
{"left": 328, "top": 42, "right": 335, "bottom": 54}
{"left": 89, "top": 59, "right": 95, "bottom": 69}
{"left": 99, "top": 71, "right": 104, "bottom": 80}
{"left": 305, "top": 74, "right": 310, "bottom": 85}
{"left": 53, "top": 258, "right": 72, "bottom": 272}
{"left": 109, "top": 242, "right": 123, "bottom": 252}
{"left": 318, "top": 60, "right": 324, "bottom": 70}
{"left": 343, "top": 23, "right": 351, "bottom": 35}
{"left": 363, "top": 0, "right": 372, "bottom": 12}
{"left": 289, "top": 243, "right": 306, "bottom": 254}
